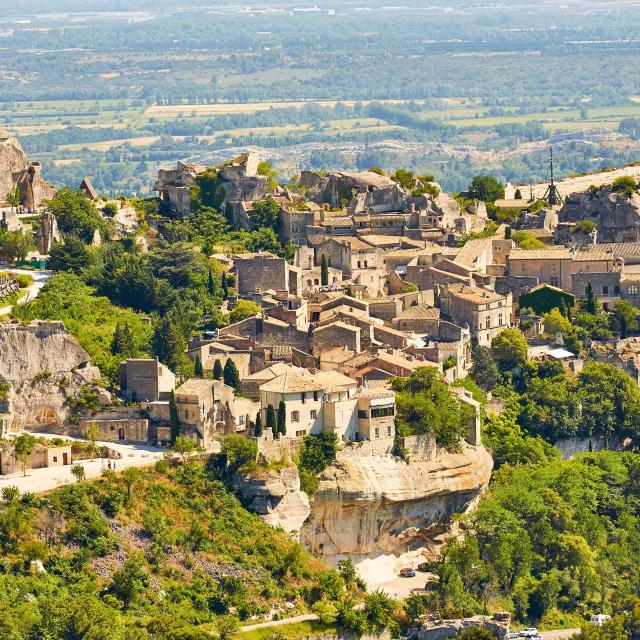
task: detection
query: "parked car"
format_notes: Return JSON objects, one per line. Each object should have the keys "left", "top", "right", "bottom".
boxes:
{"left": 507, "top": 631, "right": 520, "bottom": 639}
{"left": 520, "top": 629, "right": 540, "bottom": 638}
{"left": 417, "top": 562, "right": 431, "bottom": 572}
{"left": 399, "top": 568, "right": 416, "bottom": 578}
{"left": 590, "top": 614, "right": 611, "bottom": 626}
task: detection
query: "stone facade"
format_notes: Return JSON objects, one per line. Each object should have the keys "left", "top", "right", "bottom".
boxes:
{"left": 234, "top": 251, "right": 301, "bottom": 296}
{"left": 81, "top": 418, "right": 149, "bottom": 443}
{"left": 119, "top": 358, "right": 176, "bottom": 402}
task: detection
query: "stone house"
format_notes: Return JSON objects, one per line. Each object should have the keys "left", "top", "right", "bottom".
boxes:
{"left": 393, "top": 304, "right": 440, "bottom": 334}
{"left": 278, "top": 199, "right": 322, "bottom": 246}
{"left": 81, "top": 418, "right": 149, "bottom": 443}
{"left": 312, "top": 321, "right": 362, "bottom": 355}
{"left": 0, "top": 442, "right": 72, "bottom": 475}
{"left": 175, "top": 379, "right": 237, "bottom": 447}
{"left": 233, "top": 252, "right": 302, "bottom": 297}
{"left": 314, "top": 237, "right": 382, "bottom": 277}
{"left": 258, "top": 368, "right": 393, "bottom": 442}
{"left": 436, "top": 283, "right": 512, "bottom": 347}
{"left": 118, "top": 358, "right": 176, "bottom": 402}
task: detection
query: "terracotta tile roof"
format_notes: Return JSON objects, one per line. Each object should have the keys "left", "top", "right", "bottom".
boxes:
{"left": 583, "top": 242, "right": 640, "bottom": 257}
{"left": 176, "top": 379, "right": 217, "bottom": 397}
{"left": 444, "top": 283, "right": 506, "bottom": 304}
{"left": 509, "top": 248, "right": 572, "bottom": 260}
{"left": 314, "top": 320, "right": 361, "bottom": 334}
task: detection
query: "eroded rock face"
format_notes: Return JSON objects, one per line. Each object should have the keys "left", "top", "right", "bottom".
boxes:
{"left": 0, "top": 321, "right": 100, "bottom": 431}
{"left": 234, "top": 465, "right": 311, "bottom": 536}
{"left": 300, "top": 443, "right": 493, "bottom": 562}
{"left": 301, "top": 170, "right": 409, "bottom": 212}
{"left": 0, "top": 130, "right": 55, "bottom": 210}
{"left": 559, "top": 187, "right": 640, "bottom": 242}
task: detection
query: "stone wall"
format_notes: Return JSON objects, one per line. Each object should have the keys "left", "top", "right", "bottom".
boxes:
{"left": 80, "top": 418, "right": 149, "bottom": 443}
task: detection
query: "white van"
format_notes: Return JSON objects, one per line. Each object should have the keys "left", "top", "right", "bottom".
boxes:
{"left": 590, "top": 614, "right": 611, "bottom": 627}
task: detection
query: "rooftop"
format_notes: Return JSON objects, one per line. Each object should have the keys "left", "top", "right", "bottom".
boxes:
{"left": 395, "top": 304, "right": 440, "bottom": 321}
{"left": 444, "top": 283, "right": 505, "bottom": 304}
{"left": 176, "top": 378, "right": 217, "bottom": 397}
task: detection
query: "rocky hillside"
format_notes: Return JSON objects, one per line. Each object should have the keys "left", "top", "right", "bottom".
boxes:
{"left": 301, "top": 439, "right": 493, "bottom": 564}
{"left": 0, "top": 320, "right": 100, "bottom": 431}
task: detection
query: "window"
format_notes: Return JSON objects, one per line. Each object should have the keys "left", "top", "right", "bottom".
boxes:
{"left": 374, "top": 428, "right": 380, "bottom": 438}
{"left": 310, "top": 409, "right": 317, "bottom": 419}
{"left": 371, "top": 406, "right": 395, "bottom": 418}
{"left": 358, "top": 409, "right": 368, "bottom": 419}
{"left": 387, "top": 426, "right": 392, "bottom": 436}
{"left": 603, "top": 286, "right": 609, "bottom": 295}
{"left": 53, "top": 456, "right": 58, "bottom": 463}
{"left": 628, "top": 285, "right": 639, "bottom": 295}
{"left": 615, "top": 285, "right": 620, "bottom": 295}
{"left": 238, "top": 416, "right": 245, "bottom": 425}
{"left": 291, "top": 411, "right": 300, "bottom": 422}
{"left": 301, "top": 392, "right": 306, "bottom": 403}
{"left": 295, "top": 430, "right": 307, "bottom": 437}
{"left": 550, "top": 276, "right": 559, "bottom": 287}
{"left": 498, "top": 313, "right": 503, "bottom": 326}
{"left": 313, "top": 391, "right": 319, "bottom": 401}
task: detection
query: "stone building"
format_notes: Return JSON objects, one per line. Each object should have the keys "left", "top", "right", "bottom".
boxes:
{"left": 392, "top": 304, "right": 440, "bottom": 334}
{"left": 234, "top": 251, "right": 302, "bottom": 297}
{"left": 312, "top": 320, "right": 362, "bottom": 354}
{"left": 436, "top": 283, "right": 512, "bottom": 346}
{"left": 119, "top": 358, "right": 176, "bottom": 402}
{"left": 314, "top": 236, "right": 382, "bottom": 277}
{"left": 81, "top": 418, "right": 149, "bottom": 443}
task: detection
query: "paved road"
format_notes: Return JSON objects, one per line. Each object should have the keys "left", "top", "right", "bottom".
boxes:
{"left": 0, "top": 268, "right": 52, "bottom": 316}
{"left": 540, "top": 630, "right": 581, "bottom": 640}
{"left": 0, "top": 432, "right": 165, "bottom": 496}
{"left": 239, "top": 614, "right": 319, "bottom": 633}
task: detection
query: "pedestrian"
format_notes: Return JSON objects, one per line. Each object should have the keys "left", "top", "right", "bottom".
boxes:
{"left": 108, "top": 459, "right": 111, "bottom": 470}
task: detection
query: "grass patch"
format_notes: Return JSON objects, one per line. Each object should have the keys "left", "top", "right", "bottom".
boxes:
{"left": 238, "top": 620, "right": 336, "bottom": 640}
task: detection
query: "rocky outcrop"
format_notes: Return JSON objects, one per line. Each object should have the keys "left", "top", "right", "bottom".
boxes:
{"left": 0, "top": 320, "right": 100, "bottom": 431}
{"left": 300, "top": 441, "right": 492, "bottom": 563}
{"left": 559, "top": 186, "right": 640, "bottom": 242}
{"left": 0, "top": 130, "right": 55, "bottom": 211}
{"left": 300, "top": 170, "right": 409, "bottom": 212}
{"left": 234, "top": 465, "right": 311, "bottom": 536}
{"left": 154, "top": 153, "right": 269, "bottom": 216}
{"left": 418, "top": 615, "right": 509, "bottom": 640}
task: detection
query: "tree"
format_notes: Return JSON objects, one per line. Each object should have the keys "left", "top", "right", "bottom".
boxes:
{"left": 221, "top": 434, "right": 257, "bottom": 472}
{"left": 0, "top": 229, "right": 35, "bottom": 263}
{"left": 13, "top": 433, "right": 36, "bottom": 477}
{"left": 207, "top": 268, "right": 215, "bottom": 295}
{"left": 320, "top": 253, "right": 329, "bottom": 286}
{"left": 6, "top": 185, "right": 21, "bottom": 212}
{"left": 172, "top": 436, "right": 197, "bottom": 464}
{"left": 514, "top": 188, "right": 523, "bottom": 200}
{"left": 612, "top": 299, "right": 637, "bottom": 337}
{"left": 194, "top": 352, "right": 204, "bottom": 377}
{"left": 223, "top": 358, "right": 241, "bottom": 391}
{"left": 221, "top": 272, "right": 229, "bottom": 300}
{"left": 213, "top": 359, "right": 223, "bottom": 380}
{"left": 110, "top": 552, "right": 150, "bottom": 607}
{"left": 229, "top": 300, "right": 260, "bottom": 324}
{"left": 47, "top": 237, "right": 90, "bottom": 273}
{"left": 151, "top": 310, "right": 186, "bottom": 373}
{"left": 122, "top": 467, "right": 142, "bottom": 503}
{"left": 85, "top": 422, "right": 100, "bottom": 461}
{"left": 266, "top": 404, "right": 276, "bottom": 431}
{"left": 543, "top": 308, "right": 572, "bottom": 336}
{"left": 43, "top": 187, "right": 108, "bottom": 243}
{"left": 583, "top": 281, "right": 599, "bottom": 314}
{"left": 470, "top": 175, "right": 505, "bottom": 203}
{"left": 254, "top": 411, "right": 263, "bottom": 437}
{"left": 277, "top": 400, "right": 287, "bottom": 436}
{"left": 470, "top": 345, "right": 500, "bottom": 391}
{"left": 216, "top": 614, "right": 240, "bottom": 640}
{"left": 252, "top": 196, "right": 280, "bottom": 229}
{"left": 169, "top": 390, "right": 180, "bottom": 443}
{"left": 491, "top": 328, "right": 528, "bottom": 368}
{"left": 70, "top": 464, "right": 85, "bottom": 482}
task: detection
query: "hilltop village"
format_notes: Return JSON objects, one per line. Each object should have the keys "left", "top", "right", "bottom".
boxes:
{"left": 2, "top": 129, "right": 640, "bottom": 638}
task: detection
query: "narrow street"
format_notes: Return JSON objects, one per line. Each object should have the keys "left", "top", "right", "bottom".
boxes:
{"left": 0, "top": 268, "right": 52, "bottom": 316}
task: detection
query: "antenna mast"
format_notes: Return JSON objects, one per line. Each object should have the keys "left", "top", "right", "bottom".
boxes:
{"left": 542, "top": 147, "right": 563, "bottom": 206}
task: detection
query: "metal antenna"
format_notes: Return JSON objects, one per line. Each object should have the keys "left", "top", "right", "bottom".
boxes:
{"left": 542, "top": 146, "right": 563, "bottom": 206}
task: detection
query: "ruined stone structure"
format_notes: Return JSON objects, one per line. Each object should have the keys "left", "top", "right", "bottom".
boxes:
{"left": 34, "top": 211, "right": 61, "bottom": 254}
{"left": 0, "top": 130, "right": 55, "bottom": 211}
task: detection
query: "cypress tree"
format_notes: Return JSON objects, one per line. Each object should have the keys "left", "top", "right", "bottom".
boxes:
{"left": 110, "top": 323, "right": 124, "bottom": 355}
{"left": 169, "top": 390, "right": 179, "bottom": 443}
{"left": 213, "top": 359, "right": 223, "bottom": 380}
{"left": 277, "top": 400, "right": 287, "bottom": 436}
{"left": 121, "top": 322, "right": 134, "bottom": 356}
{"left": 254, "top": 411, "right": 263, "bottom": 437}
{"left": 222, "top": 273, "right": 229, "bottom": 300}
{"left": 514, "top": 188, "right": 523, "bottom": 200}
{"left": 151, "top": 311, "right": 186, "bottom": 373}
{"left": 194, "top": 352, "right": 204, "bottom": 377}
{"left": 207, "top": 268, "right": 215, "bottom": 295}
{"left": 585, "top": 282, "right": 598, "bottom": 314}
{"left": 320, "top": 253, "right": 329, "bottom": 286}
{"left": 223, "top": 358, "right": 241, "bottom": 391}
{"left": 266, "top": 404, "right": 276, "bottom": 432}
